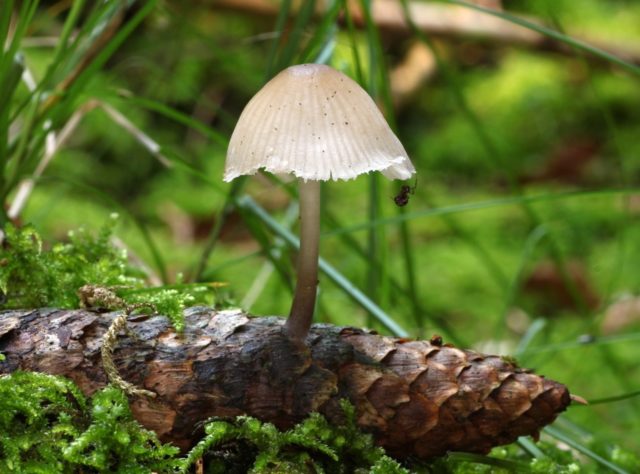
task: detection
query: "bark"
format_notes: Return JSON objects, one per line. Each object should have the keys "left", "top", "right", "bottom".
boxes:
{"left": 0, "top": 307, "right": 571, "bottom": 459}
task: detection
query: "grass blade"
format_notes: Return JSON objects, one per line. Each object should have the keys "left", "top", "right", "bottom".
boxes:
{"left": 322, "top": 188, "right": 637, "bottom": 237}
{"left": 238, "top": 195, "right": 409, "bottom": 336}
{"left": 515, "top": 318, "right": 547, "bottom": 358}
{"left": 299, "top": 0, "right": 341, "bottom": 64}
{"left": 275, "top": 0, "right": 316, "bottom": 71}
{"left": 519, "top": 331, "right": 640, "bottom": 356}
{"left": 59, "top": 0, "right": 157, "bottom": 110}
{"left": 445, "top": 0, "right": 640, "bottom": 76}
{"left": 265, "top": 0, "right": 291, "bottom": 78}
{"left": 517, "top": 436, "right": 546, "bottom": 459}
{"left": 445, "top": 451, "right": 532, "bottom": 472}
{"left": 122, "top": 96, "right": 228, "bottom": 148}
{"left": 497, "top": 225, "right": 548, "bottom": 337}
{"left": 544, "top": 426, "right": 628, "bottom": 474}
{"left": 587, "top": 389, "right": 640, "bottom": 406}
{"left": 0, "top": 53, "right": 24, "bottom": 199}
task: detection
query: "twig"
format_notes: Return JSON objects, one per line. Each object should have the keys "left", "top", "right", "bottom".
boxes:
{"left": 39, "top": 6, "right": 125, "bottom": 113}
{"left": 8, "top": 101, "right": 98, "bottom": 219}
{"left": 8, "top": 99, "right": 172, "bottom": 221}
{"left": 80, "top": 284, "right": 157, "bottom": 398}
{"left": 100, "top": 102, "right": 173, "bottom": 168}
{"left": 101, "top": 311, "right": 157, "bottom": 398}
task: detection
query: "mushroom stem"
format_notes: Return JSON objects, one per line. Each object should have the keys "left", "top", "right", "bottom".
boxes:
{"left": 286, "top": 179, "right": 321, "bottom": 341}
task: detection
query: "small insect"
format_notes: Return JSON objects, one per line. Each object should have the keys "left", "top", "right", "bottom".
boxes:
{"left": 393, "top": 179, "right": 417, "bottom": 207}
{"left": 430, "top": 334, "right": 443, "bottom": 346}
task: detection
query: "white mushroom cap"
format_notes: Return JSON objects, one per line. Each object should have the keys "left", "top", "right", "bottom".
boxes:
{"left": 224, "top": 63, "right": 415, "bottom": 182}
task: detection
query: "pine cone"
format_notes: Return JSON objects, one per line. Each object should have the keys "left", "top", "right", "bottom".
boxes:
{"left": 335, "top": 328, "right": 571, "bottom": 458}
{"left": 0, "top": 308, "right": 572, "bottom": 459}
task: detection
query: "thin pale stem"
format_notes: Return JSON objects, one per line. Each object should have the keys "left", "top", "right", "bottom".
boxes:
{"left": 286, "top": 179, "right": 320, "bottom": 340}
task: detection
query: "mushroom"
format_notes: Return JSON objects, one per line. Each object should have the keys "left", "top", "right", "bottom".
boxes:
{"left": 224, "top": 63, "right": 415, "bottom": 341}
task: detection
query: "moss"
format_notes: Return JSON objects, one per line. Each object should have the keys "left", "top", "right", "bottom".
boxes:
{"left": 424, "top": 440, "right": 640, "bottom": 473}
{"left": 0, "top": 373, "right": 406, "bottom": 473}
{"left": 1, "top": 372, "right": 639, "bottom": 473}
{"left": 1, "top": 222, "right": 638, "bottom": 472}
{"left": 62, "top": 386, "right": 181, "bottom": 473}
{"left": 0, "top": 372, "right": 85, "bottom": 473}
{"left": 0, "top": 372, "right": 180, "bottom": 473}
{"left": 0, "top": 216, "right": 217, "bottom": 331}
{"left": 0, "top": 216, "right": 134, "bottom": 309}
{"left": 179, "top": 400, "right": 409, "bottom": 473}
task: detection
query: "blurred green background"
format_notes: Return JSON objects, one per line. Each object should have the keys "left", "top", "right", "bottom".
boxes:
{"left": 2, "top": 0, "right": 640, "bottom": 466}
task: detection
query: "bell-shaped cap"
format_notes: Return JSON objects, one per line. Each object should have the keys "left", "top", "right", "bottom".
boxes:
{"left": 224, "top": 64, "right": 415, "bottom": 182}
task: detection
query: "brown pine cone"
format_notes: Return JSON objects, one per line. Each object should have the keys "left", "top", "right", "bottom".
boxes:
{"left": 0, "top": 308, "right": 572, "bottom": 459}
{"left": 338, "top": 328, "right": 571, "bottom": 458}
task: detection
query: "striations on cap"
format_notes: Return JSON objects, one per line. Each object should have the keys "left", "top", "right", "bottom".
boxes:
{"left": 224, "top": 63, "right": 415, "bottom": 182}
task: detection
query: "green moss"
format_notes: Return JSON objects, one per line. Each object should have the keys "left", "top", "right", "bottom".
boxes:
{"left": 61, "top": 386, "right": 181, "bottom": 473}
{"left": 2, "top": 373, "right": 638, "bottom": 473}
{"left": 179, "top": 399, "right": 409, "bottom": 474}
{"left": 0, "top": 372, "right": 85, "bottom": 473}
{"left": 425, "top": 440, "right": 640, "bottom": 474}
{"left": 0, "top": 215, "right": 133, "bottom": 309}
{"left": 0, "top": 217, "right": 217, "bottom": 331}
{"left": 1, "top": 219, "right": 637, "bottom": 472}
{"left": 0, "top": 373, "right": 406, "bottom": 473}
{"left": 0, "top": 372, "right": 180, "bottom": 473}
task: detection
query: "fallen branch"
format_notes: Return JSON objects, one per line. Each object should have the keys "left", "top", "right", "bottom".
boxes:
{"left": 212, "top": 0, "right": 640, "bottom": 67}
{"left": 0, "top": 307, "right": 572, "bottom": 459}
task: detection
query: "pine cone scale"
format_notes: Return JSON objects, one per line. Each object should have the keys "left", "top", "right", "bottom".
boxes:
{"left": 0, "top": 309, "right": 571, "bottom": 459}
{"left": 343, "top": 328, "right": 571, "bottom": 458}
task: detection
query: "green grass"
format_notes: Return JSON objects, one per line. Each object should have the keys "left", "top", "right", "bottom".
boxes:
{"left": 2, "top": 0, "right": 640, "bottom": 470}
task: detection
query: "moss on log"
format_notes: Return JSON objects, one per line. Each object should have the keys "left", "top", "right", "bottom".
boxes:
{"left": 0, "top": 307, "right": 571, "bottom": 459}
